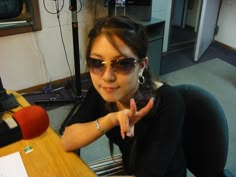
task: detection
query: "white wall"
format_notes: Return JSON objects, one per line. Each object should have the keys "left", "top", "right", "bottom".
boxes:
{"left": 0, "top": 0, "right": 236, "bottom": 91}
{"left": 215, "top": 0, "right": 236, "bottom": 49}
{"left": 0, "top": 0, "right": 94, "bottom": 91}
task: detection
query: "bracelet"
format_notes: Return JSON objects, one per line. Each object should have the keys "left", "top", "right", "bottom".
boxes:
{"left": 95, "top": 119, "right": 106, "bottom": 134}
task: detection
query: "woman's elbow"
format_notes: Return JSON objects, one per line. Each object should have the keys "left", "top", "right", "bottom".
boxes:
{"left": 60, "top": 136, "right": 73, "bottom": 152}
{"left": 60, "top": 128, "right": 77, "bottom": 151}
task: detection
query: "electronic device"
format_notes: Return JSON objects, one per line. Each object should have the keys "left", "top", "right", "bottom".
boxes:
{"left": 0, "top": 0, "right": 23, "bottom": 20}
{"left": 105, "top": 0, "right": 152, "bottom": 21}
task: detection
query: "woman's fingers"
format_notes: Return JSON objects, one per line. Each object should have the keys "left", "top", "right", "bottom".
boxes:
{"left": 118, "top": 97, "right": 154, "bottom": 139}
{"left": 136, "top": 97, "right": 154, "bottom": 118}
{"left": 126, "top": 125, "right": 134, "bottom": 137}
{"left": 128, "top": 98, "right": 137, "bottom": 118}
{"left": 119, "top": 110, "right": 130, "bottom": 139}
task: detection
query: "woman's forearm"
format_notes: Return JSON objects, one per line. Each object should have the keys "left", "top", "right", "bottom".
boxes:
{"left": 60, "top": 98, "right": 154, "bottom": 152}
{"left": 60, "top": 113, "right": 116, "bottom": 151}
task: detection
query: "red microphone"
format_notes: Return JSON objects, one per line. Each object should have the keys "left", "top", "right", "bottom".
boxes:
{"left": 0, "top": 105, "right": 49, "bottom": 147}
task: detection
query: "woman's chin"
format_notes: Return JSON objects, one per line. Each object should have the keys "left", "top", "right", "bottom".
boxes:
{"left": 102, "top": 96, "right": 118, "bottom": 102}
{"left": 99, "top": 93, "right": 120, "bottom": 102}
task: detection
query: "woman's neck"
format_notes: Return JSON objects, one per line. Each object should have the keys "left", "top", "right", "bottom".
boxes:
{"left": 115, "top": 100, "right": 129, "bottom": 110}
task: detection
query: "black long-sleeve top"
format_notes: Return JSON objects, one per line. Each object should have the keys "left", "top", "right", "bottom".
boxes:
{"left": 69, "top": 84, "right": 186, "bottom": 177}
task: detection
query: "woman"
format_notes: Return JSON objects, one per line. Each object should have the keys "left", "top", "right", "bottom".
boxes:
{"left": 61, "top": 15, "right": 186, "bottom": 177}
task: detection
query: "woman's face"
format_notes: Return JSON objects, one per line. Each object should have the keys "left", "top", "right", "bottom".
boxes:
{"left": 88, "top": 34, "right": 146, "bottom": 105}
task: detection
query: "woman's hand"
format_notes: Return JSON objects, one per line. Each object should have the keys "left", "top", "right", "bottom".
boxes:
{"left": 115, "top": 97, "right": 154, "bottom": 139}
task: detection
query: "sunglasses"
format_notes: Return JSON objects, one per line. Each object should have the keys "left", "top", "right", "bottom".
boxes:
{"left": 87, "top": 57, "right": 139, "bottom": 74}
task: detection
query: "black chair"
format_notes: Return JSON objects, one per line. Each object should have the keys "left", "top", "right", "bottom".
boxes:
{"left": 89, "top": 84, "right": 235, "bottom": 177}
{"left": 175, "top": 84, "right": 234, "bottom": 177}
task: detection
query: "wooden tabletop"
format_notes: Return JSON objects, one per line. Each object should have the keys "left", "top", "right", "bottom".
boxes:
{"left": 0, "top": 128, "right": 97, "bottom": 177}
{"left": 0, "top": 91, "right": 97, "bottom": 177}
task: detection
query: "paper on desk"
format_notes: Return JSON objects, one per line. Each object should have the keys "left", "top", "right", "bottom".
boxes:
{"left": 0, "top": 152, "right": 28, "bottom": 177}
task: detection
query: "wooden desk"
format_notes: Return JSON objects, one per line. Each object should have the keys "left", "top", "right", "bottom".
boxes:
{"left": 0, "top": 91, "right": 97, "bottom": 177}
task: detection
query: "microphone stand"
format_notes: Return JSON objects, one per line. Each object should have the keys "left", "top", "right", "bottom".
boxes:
{"left": 22, "top": 0, "right": 85, "bottom": 134}
{"left": 59, "top": 0, "right": 84, "bottom": 135}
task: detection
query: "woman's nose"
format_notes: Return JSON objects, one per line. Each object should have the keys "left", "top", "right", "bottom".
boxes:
{"left": 102, "top": 65, "right": 116, "bottom": 82}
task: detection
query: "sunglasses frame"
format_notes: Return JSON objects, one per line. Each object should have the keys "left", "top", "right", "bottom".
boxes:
{"left": 87, "top": 57, "right": 140, "bottom": 74}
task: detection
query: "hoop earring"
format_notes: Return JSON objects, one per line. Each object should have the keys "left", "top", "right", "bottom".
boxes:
{"left": 138, "top": 75, "right": 145, "bottom": 85}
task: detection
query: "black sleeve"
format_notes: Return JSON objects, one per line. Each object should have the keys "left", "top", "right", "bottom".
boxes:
{"left": 67, "top": 86, "right": 105, "bottom": 125}
{"left": 134, "top": 85, "right": 186, "bottom": 177}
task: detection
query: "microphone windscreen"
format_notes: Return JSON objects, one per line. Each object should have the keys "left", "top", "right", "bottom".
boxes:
{"left": 13, "top": 105, "right": 49, "bottom": 139}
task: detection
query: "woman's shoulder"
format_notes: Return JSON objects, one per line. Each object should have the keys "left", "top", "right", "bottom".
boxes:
{"left": 154, "top": 82, "right": 184, "bottom": 105}
{"left": 155, "top": 82, "right": 179, "bottom": 95}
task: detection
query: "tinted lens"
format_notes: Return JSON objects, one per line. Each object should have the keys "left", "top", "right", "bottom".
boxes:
{"left": 87, "top": 58, "right": 104, "bottom": 68}
{"left": 111, "top": 58, "right": 137, "bottom": 73}
{"left": 87, "top": 58, "right": 105, "bottom": 73}
{"left": 87, "top": 57, "right": 137, "bottom": 74}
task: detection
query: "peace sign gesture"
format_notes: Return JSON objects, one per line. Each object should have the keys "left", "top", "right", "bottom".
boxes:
{"left": 114, "top": 97, "right": 154, "bottom": 139}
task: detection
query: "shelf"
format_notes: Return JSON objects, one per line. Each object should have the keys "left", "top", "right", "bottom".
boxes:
{"left": 139, "top": 17, "right": 165, "bottom": 79}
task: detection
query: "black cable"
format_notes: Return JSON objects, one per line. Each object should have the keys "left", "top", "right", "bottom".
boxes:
{"left": 42, "top": 0, "right": 78, "bottom": 95}
{"left": 77, "top": 0, "right": 82, "bottom": 13}
{"left": 41, "top": 0, "right": 84, "bottom": 101}
{"left": 54, "top": 0, "right": 76, "bottom": 95}
{"left": 43, "top": 0, "right": 64, "bottom": 14}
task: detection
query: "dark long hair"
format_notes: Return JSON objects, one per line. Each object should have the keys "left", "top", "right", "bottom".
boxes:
{"left": 86, "top": 16, "right": 158, "bottom": 172}
{"left": 86, "top": 16, "right": 159, "bottom": 173}
{"left": 86, "top": 15, "right": 156, "bottom": 109}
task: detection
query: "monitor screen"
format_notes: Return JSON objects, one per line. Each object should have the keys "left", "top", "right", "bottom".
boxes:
{"left": 0, "top": 0, "right": 23, "bottom": 20}
{"left": 0, "top": 0, "right": 41, "bottom": 37}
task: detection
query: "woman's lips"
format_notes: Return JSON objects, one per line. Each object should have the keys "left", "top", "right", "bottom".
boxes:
{"left": 102, "top": 86, "right": 119, "bottom": 92}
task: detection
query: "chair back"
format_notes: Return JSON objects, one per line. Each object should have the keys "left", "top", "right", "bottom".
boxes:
{"left": 175, "top": 85, "right": 229, "bottom": 177}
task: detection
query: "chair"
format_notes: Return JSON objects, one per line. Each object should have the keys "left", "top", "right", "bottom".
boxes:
{"left": 175, "top": 84, "right": 234, "bottom": 177}
{"left": 89, "top": 84, "right": 235, "bottom": 177}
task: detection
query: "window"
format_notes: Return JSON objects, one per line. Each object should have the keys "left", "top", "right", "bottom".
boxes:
{"left": 0, "top": 0, "right": 41, "bottom": 37}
